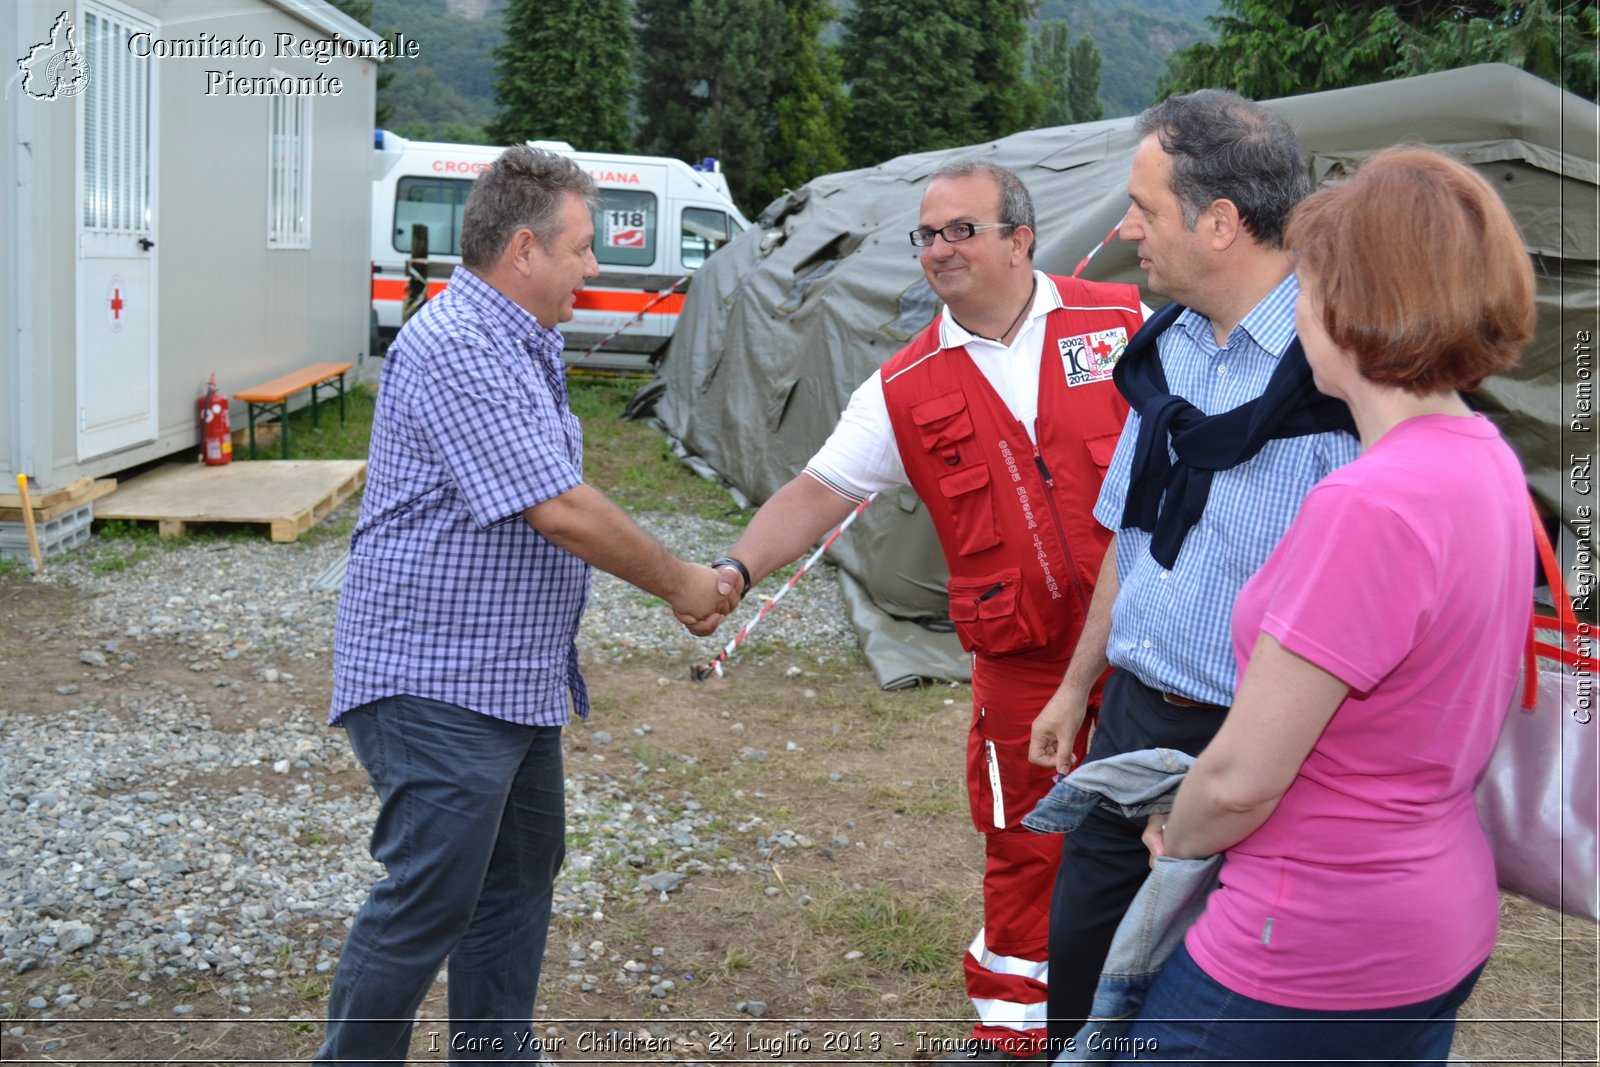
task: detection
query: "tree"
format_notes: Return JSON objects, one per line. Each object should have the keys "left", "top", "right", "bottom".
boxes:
{"left": 1393, "top": 0, "right": 1597, "bottom": 100}
{"left": 842, "top": 0, "right": 983, "bottom": 166}
{"left": 1160, "top": 0, "right": 1596, "bottom": 102}
{"left": 1067, "top": 34, "right": 1104, "bottom": 122}
{"left": 694, "top": 0, "right": 781, "bottom": 210}
{"left": 754, "top": 0, "right": 850, "bottom": 208}
{"left": 487, "top": 0, "right": 634, "bottom": 151}
{"left": 1032, "top": 19, "right": 1074, "bottom": 127}
{"left": 325, "top": 0, "right": 393, "bottom": 127}
{"left": 635, "top": 0, "right": 707, "bottom": 161}
{"left": 635, "top": 0, "right": 781, "bottom": 213}
{"left": 971, "top": 0, "right": 1046, "bottom": 137}
{"left": 1030, "top": 18, "right": 1105, "bottom": 129}
{"left": 1035, "top": 0, "right": 1218, "bottom": 119}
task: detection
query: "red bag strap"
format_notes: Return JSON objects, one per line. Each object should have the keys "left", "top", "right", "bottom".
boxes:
{"left": 1523, "top": 498, "right": 1588, "bottom": 709}
{"left": 1530, "top": 498, "right": 1577, "bottom": 630}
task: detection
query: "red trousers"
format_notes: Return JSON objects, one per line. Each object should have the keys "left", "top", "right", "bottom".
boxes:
{"left": 962, "top": 653, "right": 1091, "bottom": 1056}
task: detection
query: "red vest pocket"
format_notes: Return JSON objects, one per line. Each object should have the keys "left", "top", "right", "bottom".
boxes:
{"left": 910, "top": 390, "right": 974, "bottom": 452}
{"left": 947, "top": 569, "right": 1041, "bottom": 656}
{"left": 939, "top": 464, "right": 1002, "bottom": 555}
{"left": 1084, "top": 430, "right": 1121, "bottom": 470}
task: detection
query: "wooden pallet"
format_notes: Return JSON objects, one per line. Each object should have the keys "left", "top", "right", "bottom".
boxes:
{"left": 0, "top": 476, "right": 118, "bottom": 520}
{"left": 95, "top": 461, "right": 366, "bottom": 543}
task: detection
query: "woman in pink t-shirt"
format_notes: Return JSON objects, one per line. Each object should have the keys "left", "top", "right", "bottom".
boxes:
{"left": 1116, "top": 149, "right": 1537, "bottom": 1064}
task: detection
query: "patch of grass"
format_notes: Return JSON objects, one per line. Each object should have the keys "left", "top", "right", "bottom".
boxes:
{"left": 871, "top": 779, "right": 967, "bottom": 819}
{"left": 287, "top": 975, "right": 331, "bottom": 1003}
{"left": 174, "top": 975, "right": 211, "bottom": 998}
{"left": 625, "top": 740, "right": 665, "bottom": 766}
{"left": 96, "top": 519, "right": 167, "bottom": 544}
{"left": 237, "top": 384, "right": 377, "bottom": 463}
{"left": 87, "top": 520, "right": 164, "bottom": 573}
{"left": 615, "top": 911, "right": 654, "bottom": 946}
{"left": 673, "top": 761, "right": 708, "bottom": 787}
{"left": 57, "top": 965, "right": 101, "bottom": 998}
{"left": 740, "top": 638, "right": 778, "bottom": 659}
{"left": 235, "top": 376, "right": 746, "bottom": 528}
{"left": 809, "top": 883, "right": 966, "bottom": 975}
{"left": 550, "top": 910, "right": 588, "bottom": 937}
{"left": 720, "top": 945, "right": 754, "bottom": 973}
{"left": 567, "top": 378, "right": 751, "bottom": 522}
{"left": 92, "top": 517, "right": 273, "bottom": 560}
{"left": 89, "top": 549, "right": 140, "bottom": 574}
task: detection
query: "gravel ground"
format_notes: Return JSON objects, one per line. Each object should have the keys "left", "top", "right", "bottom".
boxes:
{"left": 0, "top": 509, "right": 858, "bottom": 1023}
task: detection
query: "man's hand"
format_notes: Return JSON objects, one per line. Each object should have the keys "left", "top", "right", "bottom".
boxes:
{"left": 1029, "top": 686, "right": 1089, "bottom": 773}
{"left": 1140, "top": 812, "right": 1168, "bottom": 869}
{"left": 669, "top": 563, "right": 742, "bottom": 636}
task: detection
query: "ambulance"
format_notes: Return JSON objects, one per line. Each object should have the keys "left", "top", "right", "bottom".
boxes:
{"left": 370, "top": 130, "right": 750, "bottom": 372}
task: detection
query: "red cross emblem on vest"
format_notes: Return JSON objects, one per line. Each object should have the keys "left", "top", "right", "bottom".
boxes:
{"left": 1060, "top": 326, "right": 1129, "bottom": 385}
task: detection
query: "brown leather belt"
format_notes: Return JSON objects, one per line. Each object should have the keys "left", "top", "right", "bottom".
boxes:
{"left": 1161, "top": 690, "right": 1227, "bottom": 712}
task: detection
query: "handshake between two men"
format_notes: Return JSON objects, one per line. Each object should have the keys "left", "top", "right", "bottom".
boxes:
{"left": 521, "top": 483, "right": 746, "bottom": 638}
{"left": 672, "top": 561, "right": 748, "bottom": 637}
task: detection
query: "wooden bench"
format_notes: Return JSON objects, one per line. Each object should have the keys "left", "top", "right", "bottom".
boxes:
{"left": 234, "top": 361, "right": 354, "bottom": 460}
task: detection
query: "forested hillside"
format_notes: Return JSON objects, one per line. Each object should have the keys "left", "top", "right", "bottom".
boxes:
{"left": 1037, "top": 0, "right": 1218, "bottom": 116}
{"left": 370, "top": 0, "right": 1218, "bottom": 144}
{"left": 372, "top": 0, "right": 504, "bottom": 141}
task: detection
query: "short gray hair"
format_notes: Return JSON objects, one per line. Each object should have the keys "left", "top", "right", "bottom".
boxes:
{"left": 1135, "top": 89, "right": 1309, "bottom": 249}
{"left": 460, "top": 144, "right": 597, "bottom": 269}
{"left": 928, "top": 159, "right": 1037, "bottom": 259}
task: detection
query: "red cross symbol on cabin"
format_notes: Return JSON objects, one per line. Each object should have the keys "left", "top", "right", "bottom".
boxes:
{"left": 109, "top": 287, "right": 124, "bottom": 322}
{"left": 1089, "top": 334, "right": 1116, "bottom": 362}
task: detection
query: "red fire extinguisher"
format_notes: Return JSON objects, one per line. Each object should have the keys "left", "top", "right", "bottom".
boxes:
{"left": 199, "top": 373, "right": 233, "bottom": 465}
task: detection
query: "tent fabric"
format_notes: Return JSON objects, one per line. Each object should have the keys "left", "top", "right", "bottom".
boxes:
{"left": 658, "top": 64, "right": 1599, "bottom": 685}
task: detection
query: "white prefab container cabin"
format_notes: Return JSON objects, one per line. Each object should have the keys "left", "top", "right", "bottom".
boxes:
{"left": 2, "top": 0, "right": 378, "bottom": 494}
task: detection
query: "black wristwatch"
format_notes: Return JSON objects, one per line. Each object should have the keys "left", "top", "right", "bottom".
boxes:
{"left": 711, "top": 556, "right": 752, "bottom": 597}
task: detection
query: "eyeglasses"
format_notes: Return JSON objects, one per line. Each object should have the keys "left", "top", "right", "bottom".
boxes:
{"left": 908, "top": 222, "right": 1016, "bottom": 247}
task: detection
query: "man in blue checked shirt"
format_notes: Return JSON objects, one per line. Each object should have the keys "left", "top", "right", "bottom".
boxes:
{"left": 316, "top": 145, "right": 740, "bottom": 1065}
{"left": 1026, "top": 90, "right": 1361, "bottom": 1052}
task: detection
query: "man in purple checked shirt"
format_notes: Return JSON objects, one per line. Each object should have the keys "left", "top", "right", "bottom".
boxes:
{"left": 315, "top": 145, "right": 740, "bottom": 1065}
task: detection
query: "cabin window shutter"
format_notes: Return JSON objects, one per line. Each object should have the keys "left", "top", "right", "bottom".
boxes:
{"left": 267, "top": 82, "right": 312, "bottom": 249}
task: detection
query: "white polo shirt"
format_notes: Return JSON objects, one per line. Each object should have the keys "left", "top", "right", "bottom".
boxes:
{"left": 804, "top": 271, "right": 1148, "bottom": 503}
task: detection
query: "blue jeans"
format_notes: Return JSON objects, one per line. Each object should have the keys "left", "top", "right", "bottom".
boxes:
{"left": 1109, "top": 943, "right": 1486, "bottom": 1065}
{"left": 314, "top": 695, "right": 566, "bottom": 1065}
{"left": 1048, "top": 670, "right": 1228, "bottom": 1052}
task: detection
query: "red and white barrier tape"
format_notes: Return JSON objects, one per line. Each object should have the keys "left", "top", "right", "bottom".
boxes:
{"left": 573, "top": 275, "right": 690, "bottom": 364}
{"left": 1071, "top": 222, "right": 1122, "bottom": 278}
{"left": 689, "top": 494, "right": 875, "bottom": 681}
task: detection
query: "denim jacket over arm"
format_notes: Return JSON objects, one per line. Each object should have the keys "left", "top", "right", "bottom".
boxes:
{"left": 1023, "top": 749, "right": 1223, "bottom": 1063}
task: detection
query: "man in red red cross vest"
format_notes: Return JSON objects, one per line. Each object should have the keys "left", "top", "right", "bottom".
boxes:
{"left": 707, "top": 161, "right": 1146, "bottom": 1060}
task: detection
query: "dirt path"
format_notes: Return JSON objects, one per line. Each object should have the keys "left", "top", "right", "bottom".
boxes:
{"left": 1, "top": 568, "right": 1593, "bottom": 1065}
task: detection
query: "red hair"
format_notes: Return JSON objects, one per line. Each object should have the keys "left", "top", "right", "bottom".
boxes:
{"left": 1286, "top": 147, "right": 1535, "bottom": 394}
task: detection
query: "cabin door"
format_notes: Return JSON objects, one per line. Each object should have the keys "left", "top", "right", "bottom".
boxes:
{"left": 76, "top": 1, "right": 159, "bottom": 461}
